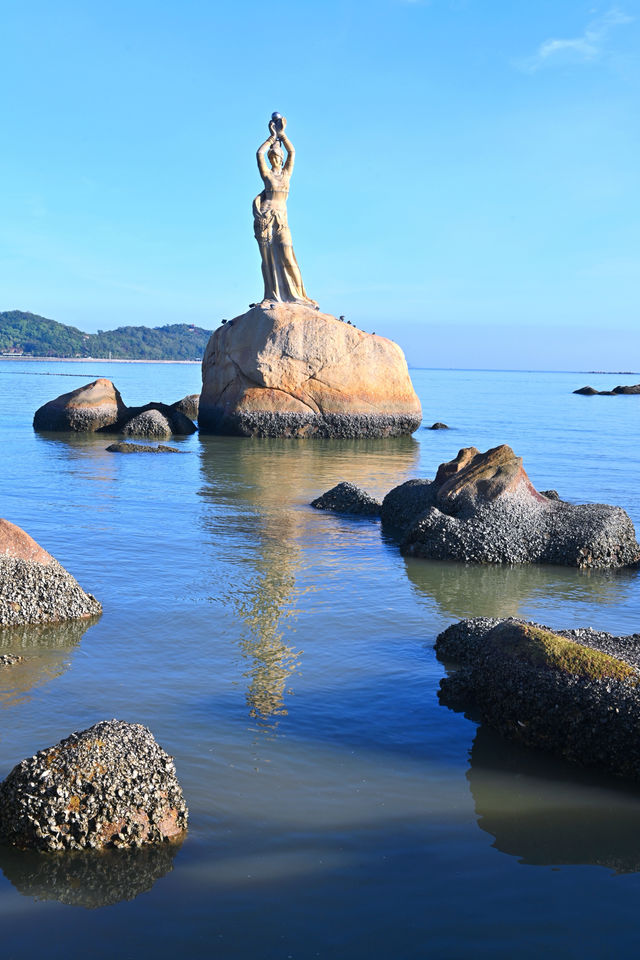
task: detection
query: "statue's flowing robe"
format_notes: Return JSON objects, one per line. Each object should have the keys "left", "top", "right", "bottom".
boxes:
{"left": 253, "top": 191, "right": 313, "bottom": 303}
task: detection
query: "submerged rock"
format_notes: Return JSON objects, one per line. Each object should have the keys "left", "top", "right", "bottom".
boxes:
{"left": 0, "top": 720, "right": 188, "bottom": 852}
{"left": 382, "top": 444, "right": 640, "bottom": 568}
{"left": 574, "top": 386, "right": 599, "bottom": 395}
{"left": 436, "top": 617, "right": 640, "bottom": 783}
{"left": 199, "top": 302, "right": 422, "bottom": 438}
{"left": 428, "top": 422, "right": 449, "bottom": 430}
{"left": 106, "top": 442, "right": 181, "bottom": 454}
{"left": 0, "top": 654, "right": 23, "bottom": 667}
{"left": 0, "top": 519, "right": 101, "bottom": 626}
{"left": 468, "top": 724, "right": 640, "bottom": 873}
{"left": 33, "top": 378, "right": 128, "bottom": 432}
{"left": 311, "top": 481, "right": 381, "bottom": 517}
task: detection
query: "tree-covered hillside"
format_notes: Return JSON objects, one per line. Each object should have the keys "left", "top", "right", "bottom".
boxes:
{"left": 0, "top": 311, "right": 213, "bottom": 360}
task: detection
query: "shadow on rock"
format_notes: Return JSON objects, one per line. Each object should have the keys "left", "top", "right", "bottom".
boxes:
{"left": 0, "top": 618, "right": 99, "bottom": 707}
{"left": 0, "top": 839, "right": 183, "bottom": 908}
{"left": 468, "top": 724, "right": 640, "bottom": 873}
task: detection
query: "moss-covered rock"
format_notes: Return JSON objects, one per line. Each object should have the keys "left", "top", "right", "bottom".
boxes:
{"left": 487, "top": 622, "right": 638, "bottom": 685}
{"left": 436, "top": 618, "right": 640, "bottom": 783}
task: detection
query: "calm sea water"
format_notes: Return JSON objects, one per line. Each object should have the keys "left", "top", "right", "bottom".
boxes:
{"left": 1, "top": 359, "right": 640, "bottom": 959}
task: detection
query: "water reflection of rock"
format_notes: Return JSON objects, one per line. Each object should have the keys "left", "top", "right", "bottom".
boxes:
{"left": 403, "top": 555, "right": 635, "bottom": 621}
{"left": 468, "top": 725, "right": 640, "bottom": 873}
{"left": 199, "top": 437, "right": 419, "bottom": 723}
{"left": 0, "top": 619, "right": 99, "bottom": 707}
{"left": 0, "top": 841, "right": 182, "bottom": 908}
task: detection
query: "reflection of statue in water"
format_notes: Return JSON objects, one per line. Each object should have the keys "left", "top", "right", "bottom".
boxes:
{"left": 254, "top": 113, "right": 317, "bottom": 306}
{"left": 198, "top": 436, "right": 420, "bottom": 725}
{"left": 234, "top": 543, "right": 302, "bottom": 723}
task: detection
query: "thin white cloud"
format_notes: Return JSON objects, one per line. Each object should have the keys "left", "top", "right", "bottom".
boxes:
{"left": 517, "top": 7, "right": 634, "bottom": 72}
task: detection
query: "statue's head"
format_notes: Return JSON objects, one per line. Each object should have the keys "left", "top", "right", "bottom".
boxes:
{"left": 268, "top": 141, "right": 284, "bottom": 171}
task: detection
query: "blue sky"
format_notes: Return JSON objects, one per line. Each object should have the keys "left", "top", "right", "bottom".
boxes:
{"left": 1, "top": 0, "right": 638, "bottom": 369}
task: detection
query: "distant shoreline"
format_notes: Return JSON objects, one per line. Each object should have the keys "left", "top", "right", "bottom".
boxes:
{"left": 0, "top": 356, "right": 201, "bottom": 364}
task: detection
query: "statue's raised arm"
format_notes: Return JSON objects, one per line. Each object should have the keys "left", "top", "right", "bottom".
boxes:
{"left": 252, "top": 113, "right": 316, "bottom": 306}
{"left": 256, "top": 121, "right": 278, "bottom": 182}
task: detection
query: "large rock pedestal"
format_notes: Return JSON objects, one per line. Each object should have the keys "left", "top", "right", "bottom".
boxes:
{"left": 199, "top": 303, "right": 422, "bottom": 438}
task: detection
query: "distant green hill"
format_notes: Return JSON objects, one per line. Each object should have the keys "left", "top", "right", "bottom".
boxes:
{"left": 0, "top": 311, "right": 213, "bottom": 360}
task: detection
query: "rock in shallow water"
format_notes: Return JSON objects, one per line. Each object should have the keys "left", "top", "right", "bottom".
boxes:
{"left": 106, "top": 442, "right": 181, "bottom": 454}
{"left": 310, "top": 481, "right": 381, "bottom": 517}
{"left": 382, "top": 444, "right": 640, "bottom": 568}
{"left": 171, "top": 394, "right": 200, "bottom": 420}
{"left": 33, "top": 378, "right": 128, "bottom": 432}
{"left": 0, "top": 720, "right": 188, "bottom": 852}
{"left": 34, "top": 380, "right": 197, "bottom": 438}
{"left": 199, "top": 302, "right": 422, "bottom": 438}
{"left": 121, "top": 409, "right": 173, "bottom": 439}
{"left": 436, "top": 618, "right": 640, "bottom": 783}
{"left": 120, "top": 404, "right": 196, "bottom": 438}
{"left": 0, "top": 519, "right": 101, "bottom": 626}
{"left": 574, "top": 383, "right": 640, "bottom": 396}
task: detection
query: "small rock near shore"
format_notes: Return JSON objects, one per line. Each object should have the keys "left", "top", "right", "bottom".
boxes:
{"left": 0, "top": 720, "right": 188, "bottom": 852}
{"left": 171, "top": 394, "right": 200, "bottom": 420}
{"left": 121, "top": 409, "right": 173, "bottom": 439}
{"left": 311, "top": 482, "right": 382, "bottom": 517}
{"left": 1, "top": 518, "right": 101, "bottom": 626}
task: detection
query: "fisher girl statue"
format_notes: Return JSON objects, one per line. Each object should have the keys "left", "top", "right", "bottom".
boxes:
{"left": 253, "top": 113, "right": 317, "bottom": 306}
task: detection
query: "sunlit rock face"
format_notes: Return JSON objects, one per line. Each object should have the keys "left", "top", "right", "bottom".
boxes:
{"left": 33, "top": 378, "right": 128, "bottom": 432}
{"left": 0, "top": 720, "right": 188, "bottom": 852}
{"left": 382, "top": 444, "right": 640, "bottom": 568}
{"left": 0, "top": 519, "right": 102, "bottom": 626}
{"left": 33, "top": 379, "right": 197, "bottom": 437}
{"left": 199, "top": 303, "right": 422, "bottom": 438}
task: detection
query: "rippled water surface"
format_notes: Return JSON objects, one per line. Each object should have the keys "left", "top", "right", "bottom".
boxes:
{"left": 1, "top": 360, "right": 640, "bottom": 959}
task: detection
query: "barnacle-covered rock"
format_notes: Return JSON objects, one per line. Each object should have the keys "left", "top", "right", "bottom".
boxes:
{"left": 0, "top": 720, "right": 188, "bottom": 852}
